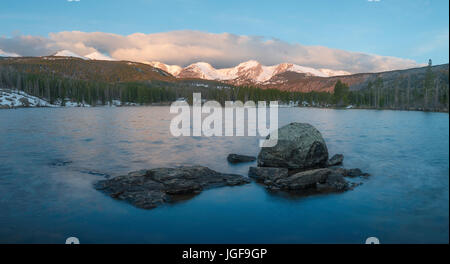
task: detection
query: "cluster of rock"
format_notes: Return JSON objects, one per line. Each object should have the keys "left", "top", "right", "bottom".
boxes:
{"left": 94, "top": 166, "right": 250, "bottom": 209}
{"left": 249, "top": 167, "right": 366, "bottom": 192}
{"left": 248, "top": 122, "right": 369, "bottom": 193}
{"left": 95, "top": 122, "right": 369, "bottom": 209}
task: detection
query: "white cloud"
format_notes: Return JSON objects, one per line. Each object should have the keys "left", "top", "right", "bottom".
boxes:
{"left": 0, "top": 30, "right": 420, "bottom": 73}
{"left": 0, "top": 48, "right": 20, "bottom": 57}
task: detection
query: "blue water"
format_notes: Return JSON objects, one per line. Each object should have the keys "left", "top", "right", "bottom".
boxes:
{"left": 0, "top": 107, "right": 448, "bottom": 244}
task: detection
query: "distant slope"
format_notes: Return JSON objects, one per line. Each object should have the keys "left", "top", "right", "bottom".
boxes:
{"left": 0, "top": 56, "right": 176, "bottom": 83}
{"left": 346, "top": 63, "right": 449, "bottom": 91}
{"left": 258, "top": 63, "right": 449, "bottom": 93}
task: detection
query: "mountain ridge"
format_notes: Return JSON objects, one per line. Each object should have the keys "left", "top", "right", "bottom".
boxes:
{"left": 148, "top": 60, "right": 352, "bottom": 84}
{"left": 0, "top": 56, "right": 448, "bottom": 111}
{"left": 1, "top": 54, "right": 448, "bottom": 95}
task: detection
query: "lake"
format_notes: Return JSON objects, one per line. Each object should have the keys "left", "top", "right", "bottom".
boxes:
{"left": 0, "top": 107, "right": 448, "bottom": 243}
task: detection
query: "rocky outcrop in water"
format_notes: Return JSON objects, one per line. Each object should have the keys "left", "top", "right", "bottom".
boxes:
{"left": 94, "top": 123, "right": 369, "bottom": 208}
{"left": 257, "top": 123, "right": 329, "bottom": 170}
{"left": 94, "top": 166, "right": 250, "bottom": 209}
{"left": 253, "top": 123, "right": 369, "bottom": 195}
{"left": 227, "top": 154, "right": 256, "bottom": 163}
{"left": 250, "top": 167, "right": 361, "bottom": 193}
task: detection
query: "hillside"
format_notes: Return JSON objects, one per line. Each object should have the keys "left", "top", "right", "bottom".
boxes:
{"left": 0, "top": 56, "right": 240, "bottom": 107}
{"left": 257, "top": 63, "right": 449, "bottom": 93}
{"left": 0, "top": 56, "right": 176, "bottom": 83}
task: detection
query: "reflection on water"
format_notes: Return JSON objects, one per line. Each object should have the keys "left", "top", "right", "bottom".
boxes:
{"left": 0, "top": 107, "right": 448, "bottom": 243}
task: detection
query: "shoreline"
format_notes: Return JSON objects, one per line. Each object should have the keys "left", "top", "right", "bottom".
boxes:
{"left": 304, "top": 106, "right": 450, "bottom": 113}
{"left": 2, "top": 103, "right": 448, "bottom": 113}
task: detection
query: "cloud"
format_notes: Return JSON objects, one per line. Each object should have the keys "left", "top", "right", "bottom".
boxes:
{"left": 0, "top": 30, "right": 420, "bottom": 73}
{"left": 0, "top": 49, "right": 20, "bottom": 57}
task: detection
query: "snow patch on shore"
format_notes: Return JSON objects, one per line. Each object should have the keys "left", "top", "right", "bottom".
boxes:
{"left": 0, "top": 89, "right": 59, "bottom": 108}
{"left": 0, "top": 89, "right": 94, "bottom": 108}
{"left": 0, "top": 89, "right": 174, "bottom": 109}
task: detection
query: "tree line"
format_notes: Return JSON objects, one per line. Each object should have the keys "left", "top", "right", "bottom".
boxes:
{"left": 332, "top": 61, "right": 449, "bottom": 112}
{"left": 0, "top": 65, "right": 333, "bottom": 106}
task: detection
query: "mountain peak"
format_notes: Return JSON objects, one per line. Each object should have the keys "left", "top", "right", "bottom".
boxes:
{"left": 146, "top": 61, "right": 183, "bottom": 76}
{"left": 188, "top": 62, "right": 215, "bottom": 68}
{"left": 85, "top": 51, "right": 115, "bottom": 61}
{"left": 181, "top": 62, "right": 221, "bottom": 79}
{"left": 51, "top": 50, "right": 88, "bottom": 60}
{"left": 237, "top": 60, "right": 261, "bottom": 68}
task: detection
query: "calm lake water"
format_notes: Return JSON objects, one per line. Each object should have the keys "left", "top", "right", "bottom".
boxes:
{"left": 0, "top": 107, "right": 448, "bottom": 244}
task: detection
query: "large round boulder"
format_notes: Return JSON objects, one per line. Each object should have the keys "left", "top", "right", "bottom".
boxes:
{"left": 257, "top": 122, "right": 329, "bottom": 170}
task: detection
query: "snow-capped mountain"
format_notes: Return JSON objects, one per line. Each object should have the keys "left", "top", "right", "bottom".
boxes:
{"left": 41, "top": 52, "right": 353, "bottom": 88}
{"left": 42, "top": 51, "right": 352, "bottom": 82}
{"left": 147, "top": 61, "right": 183, "bottom": 76}
{"left": 85, "top": 51, "right": 115, "bottom": 61}
{"left": 52, "top": 50, "right": 88, "bottom": 59}
{"left": 318, "top": 68, "right": 352, "bottom": 77}
{"left": 50, "top": 50, "right": 115, "bottom": 61}
{"left": 150, "top": 60, "right": 351, "bottom": 85}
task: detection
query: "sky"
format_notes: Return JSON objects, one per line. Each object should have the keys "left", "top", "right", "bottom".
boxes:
{"left": 0, "top": 0, "right": 448, "bottom": 72}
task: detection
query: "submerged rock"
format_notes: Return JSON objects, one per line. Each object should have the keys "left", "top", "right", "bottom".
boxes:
{"left": 328, "top": 154, "right": 344, "bottom": 166}
{"left": 94, "top": 166, "right": 250, "bottom": 209}
{"left": 257, "top": 123, "right": 329, "bottom": 170}
{"left": 227, "top": 154, "right": 256, "bottom": 164}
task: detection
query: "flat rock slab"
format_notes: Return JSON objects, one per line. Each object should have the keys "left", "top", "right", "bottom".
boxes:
{"left": 95, "top": 166, "right": 250, "bottom": 209}
{"left": 227, "top": 154, "right": 256, "bottom": 163}
{"left": 249, "top": 166, "right": 368, "bottom": 194}
{"left": 248, "top": 167, "right": 289, "bottom": 184}
{"left": 276, "top": 168, "right": 351, "bottom": 191}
